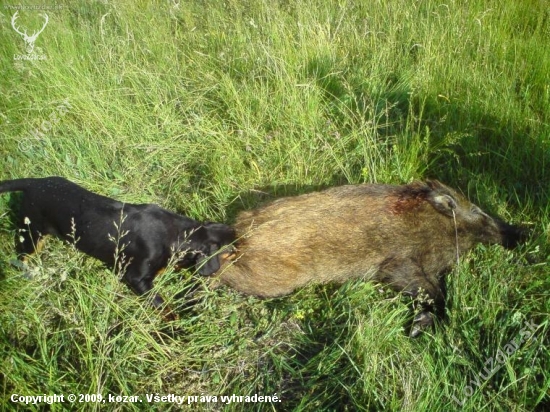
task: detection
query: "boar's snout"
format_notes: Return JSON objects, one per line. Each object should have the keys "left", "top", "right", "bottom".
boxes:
{"left": 498, "top": 221, "right": 526, "bottom": 249}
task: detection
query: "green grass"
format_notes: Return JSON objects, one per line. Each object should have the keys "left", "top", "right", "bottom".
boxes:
{"left": 1, "top": 0, "right": 549, "bottom": 410}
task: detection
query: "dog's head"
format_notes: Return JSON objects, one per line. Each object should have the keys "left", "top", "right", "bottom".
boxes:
{"left": 177, "top": 222, "right": 236, "bottom": 276}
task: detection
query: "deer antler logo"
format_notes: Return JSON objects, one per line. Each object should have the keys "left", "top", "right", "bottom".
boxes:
{"left": 11, "top": 11, "right": 49, "bottom": 54}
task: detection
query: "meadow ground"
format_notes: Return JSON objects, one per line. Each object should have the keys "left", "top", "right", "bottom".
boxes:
{"left": 0, "top": 0, "right": 549, "bottom": 410}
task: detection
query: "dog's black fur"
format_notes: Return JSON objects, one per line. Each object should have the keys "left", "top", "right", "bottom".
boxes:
{"left": 0, "top": 176, "right": 235, "bottom": 313}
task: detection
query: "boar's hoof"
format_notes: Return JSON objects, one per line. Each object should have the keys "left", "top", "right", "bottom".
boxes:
{"left": 409, "top": 311, "right": 434, "bottom": 338}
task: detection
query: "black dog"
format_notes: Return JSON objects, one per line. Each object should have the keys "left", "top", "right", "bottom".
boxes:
{"left": 0, "top": 176, "right": 235, "bottom": 315}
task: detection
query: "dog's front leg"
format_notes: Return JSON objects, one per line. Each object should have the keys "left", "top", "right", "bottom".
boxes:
{"left": 121, "top": 266, "right": 177, "bottom": 320}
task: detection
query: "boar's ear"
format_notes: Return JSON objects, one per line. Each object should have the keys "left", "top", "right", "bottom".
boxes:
{"left": 429, "top": 194, "right": 457, "bottom": 217}
{"left": 426, "top": 179, "right": 443, "bottom": 190}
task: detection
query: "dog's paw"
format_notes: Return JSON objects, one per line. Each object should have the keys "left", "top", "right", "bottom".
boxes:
{"left": 9, "top": 258, "right": 27, "bottom": 270}
{"left": 9, "top": 259, "right": 35, "bottom": 279}
{"left": 161, "top": 307, "right": 179, "bottom": 322}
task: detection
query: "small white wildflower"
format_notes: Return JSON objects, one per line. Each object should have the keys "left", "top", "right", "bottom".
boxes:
{"left": 511, "top": 311, "right": 523, "bottom": 325}
{"left": 24, "top": 217, "right": 31, "bottom": 225}
{"left": 19, "top": 236, "right": 25, "bottom": 243}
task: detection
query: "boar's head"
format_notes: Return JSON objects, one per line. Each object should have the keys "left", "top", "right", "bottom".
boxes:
{"left": 426, "top": 180, "right": 524, "bottom": 250}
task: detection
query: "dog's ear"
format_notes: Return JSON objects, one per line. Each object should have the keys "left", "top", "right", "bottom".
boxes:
{"left": 203, "top": 222, "right": 236, "bottom": 244}
{"left": 194, "top": 223, "right": 235, "bottom": 276}
{"left": 196, "top": 244, "right": 221, "bottom": 276}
